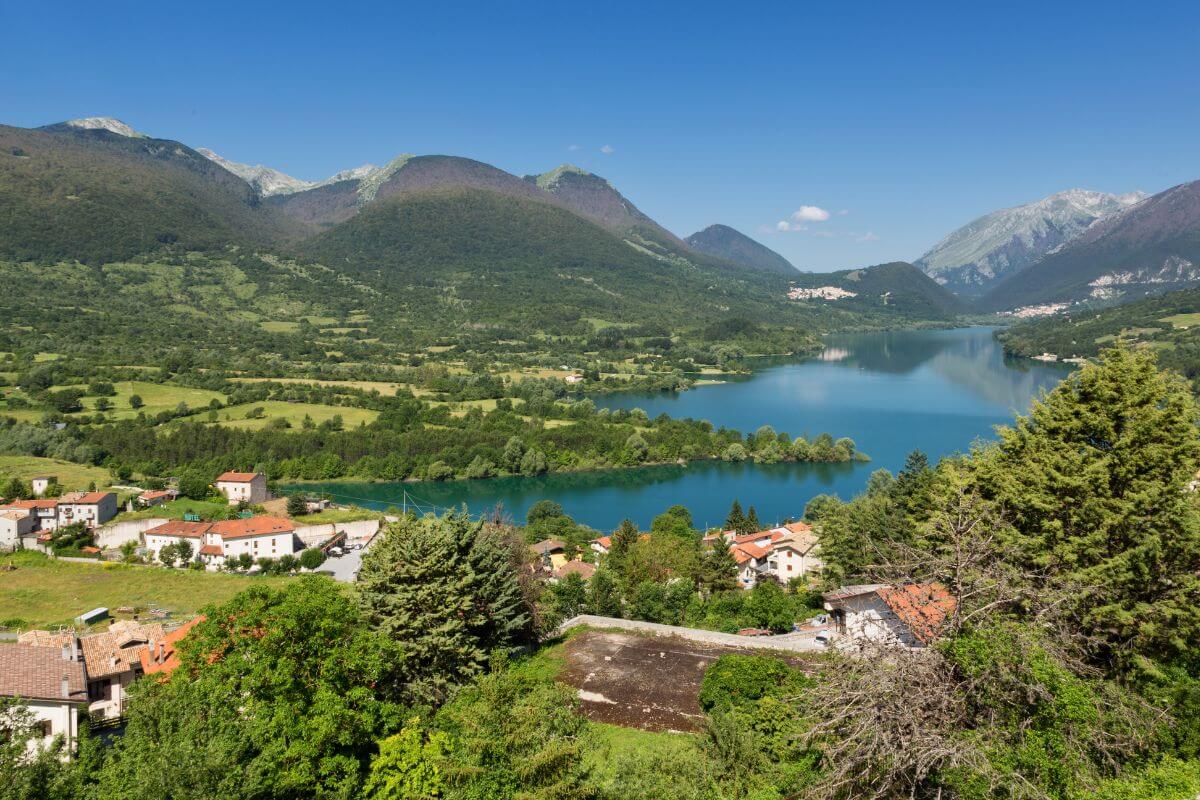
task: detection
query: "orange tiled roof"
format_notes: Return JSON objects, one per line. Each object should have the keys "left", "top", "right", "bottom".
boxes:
{"left": 199, "top": 544, "right": 223, "bottom": 556}
{"left": 216, "top": 471, "right": 260, "bottom": 483}
{"left": 79, "top": 620, "right": 165, "bottom": 679}
{"left": 4, "top": 498, "right": 59, "bottom": 510}
{"left": 209, "top": 516, "right": 294, "bottom": 540}
{"left": 139, "top": 489, "right": 175, "bottom": 500}
{"left": 140, "top": 616, "right": 205, "bottom": 676}
{"left": 145, "top": 520, "right": 212, "bottom": 539}
{"left": 591, "top": 535, "right": 612, "bottom": 549}
{"left": 58, "top": 491, "right": 114, "bottom": 504}
{"left": 876, "top": 583, "right": 956, "bottom": 644}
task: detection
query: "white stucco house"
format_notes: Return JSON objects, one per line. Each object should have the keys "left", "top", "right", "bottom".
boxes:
{"left": 215, "top": 471, "right": 268, "bottom": 505}
{"left": 144, "top": 515, "right": 298, "bottom": 567}
{"left": 56, "top": 491, "right": 118, "bottom": 529}
{"left": 0, "top": 508, "right": 33, "bottom": 550}
{"left": 0, "top": 643, "right": 88, "bottom": 756}
{"left": 725, "top": 522, "right": 823, "bottom": 588}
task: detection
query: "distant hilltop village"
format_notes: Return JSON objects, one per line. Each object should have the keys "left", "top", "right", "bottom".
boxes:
{"left": 788, "top": 285, "right": 858, "bottom": 301}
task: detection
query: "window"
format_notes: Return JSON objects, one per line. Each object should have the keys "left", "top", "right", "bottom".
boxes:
{"left": 39, "top": 720, "right": 53, "bottom": 738}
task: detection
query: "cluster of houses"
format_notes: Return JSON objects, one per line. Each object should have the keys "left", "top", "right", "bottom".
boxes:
{"left": 0, "top": 616, "right": 202, "bottom": 755}
{"left": 0, "top": 471, "right": 276, "bottom": 554}
{"left": 0, "top": 491, "right": 119, "bottom": 550}
{"left": 703, "top": 521, "right": 824, "bottom": 588}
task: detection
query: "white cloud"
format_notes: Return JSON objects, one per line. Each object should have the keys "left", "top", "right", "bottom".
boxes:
{"left": 599, "top": 144, "right": 615, "bottom": 155}
{"left": 567, "top": 144, "right": 581, "bottom": 152}
{"left": 792, "top": 205, "right": 831, "bottom": 222}
{"left": 857, "top": 232, "right": 879, "bottom": 242}
{"left": 776, "top": 220, "right": 806, "bottom": 232}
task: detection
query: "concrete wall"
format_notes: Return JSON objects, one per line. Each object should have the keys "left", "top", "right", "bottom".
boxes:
{"left": 294, "top": 518, "right": 380, "bottom": 548}
{"left": 554, "top": 615, "right": 822, "bottom": 653}
{"left": 95, "top": 518, "right": 168, "bottom": 549}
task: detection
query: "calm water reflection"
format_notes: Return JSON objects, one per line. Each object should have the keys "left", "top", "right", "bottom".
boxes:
{"left": 294, "top": 328, "right": 1070, "bottom": 530}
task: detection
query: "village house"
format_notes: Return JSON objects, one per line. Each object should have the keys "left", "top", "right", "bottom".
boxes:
{"left": 553, "top": 560, "right": 596, "bottom": 581}
{"left": 0, "top": 508, "right": 33, "bottom": 550}
{"left": 0, "top": 498, "right": 61, "bottom": 533}
{"left": 30, "top": 476, "right": 55, "bottom": 497}
{"left": 531, "top": 539, "right": 569, "bottom": 570}
{"left": 144, "top": 515, "right": 299, "bottom": 567}
{"left": 822, "top": 583, "right": 956, "bottom": 648}
{"left": 56, "top": 491, "right": 118, "bottom": 529}
{"left": 589, "top": 535, "right": 612, "bottom": 555}
{"left": 718, "top": 521, "right": 824, "bottom": 588}
{"left": 137, "top": 488, "right": 179, "bottom": 507}
{"left": 215, "top": 471, "right": 268, "bottom": 505}
{"left": 0, "top": 643, "right": 88, "bottom": 756}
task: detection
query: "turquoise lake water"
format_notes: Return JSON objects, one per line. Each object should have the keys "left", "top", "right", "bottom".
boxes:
{"left": 292, "top": 327, "right": 1071, "bottom": 530}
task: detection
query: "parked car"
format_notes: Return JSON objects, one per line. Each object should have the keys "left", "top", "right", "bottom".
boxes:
{"left": 814, "top": 632, "right": 831, "bottom": 647}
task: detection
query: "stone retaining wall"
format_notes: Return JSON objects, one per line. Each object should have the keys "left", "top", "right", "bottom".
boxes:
{"left": 554, "top": 614, "right": 823, "bottom": 653}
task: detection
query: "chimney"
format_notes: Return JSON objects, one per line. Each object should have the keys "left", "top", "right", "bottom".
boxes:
{"left": 60, "top": 675, "right": 70, "bottom": 698}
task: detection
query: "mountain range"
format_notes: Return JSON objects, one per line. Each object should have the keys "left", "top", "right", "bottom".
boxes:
{"left": 915, "top": 189, "right": 1145, "bottom": 296}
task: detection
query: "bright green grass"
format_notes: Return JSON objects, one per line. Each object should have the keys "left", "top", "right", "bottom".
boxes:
{"left": 1161, "top": 313, "right": 1200, "bottom": 329}
{"left": 260, "top": 320, "right": 300, "bottom": 333}
{"left": 0, "top": 455, "right": 114, "bottom": 490}
{"left": 110, "top": 497, "right": 233, "bottom": 523}
{"left": 195, "top": 401, "right": 378, "bottom": 431}
{"left": 77, "top": 381, "right": 226, "bottom": 419}
{"left": 0, "top": 550, "right": 294, "bottom": 630}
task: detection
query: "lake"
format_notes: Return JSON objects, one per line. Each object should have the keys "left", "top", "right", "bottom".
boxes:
{"left": 294, "top": 328, "right": 1071, "bottom": 530}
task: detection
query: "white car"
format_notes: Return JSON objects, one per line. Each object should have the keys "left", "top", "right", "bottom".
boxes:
{"left": 814, "top": 633, "right": 831, "bottom": 647}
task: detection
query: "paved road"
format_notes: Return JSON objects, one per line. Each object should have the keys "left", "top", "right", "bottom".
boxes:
{"left": 321, "top": 548, "right": 363, "bottom": 582}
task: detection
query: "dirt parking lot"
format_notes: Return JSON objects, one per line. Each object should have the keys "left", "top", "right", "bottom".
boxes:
{"left": 559, "top": 629, "right": 797, "bottom": 732}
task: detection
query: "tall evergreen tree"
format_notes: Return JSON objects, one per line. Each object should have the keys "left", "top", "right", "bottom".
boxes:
{"left": 744, "top": 505, "right": 762, "bottom": 534}
{"left": 975, "top": 346, "right": 1200, "bottom": 664}
{"left": 357, "top": 514, "right": 486, "bottom": 700}
{"left": 724, "top": 500, "right": 746, "bottom": 532}
{"left": 466, "top": 522, "right": 536, "bottom": 652}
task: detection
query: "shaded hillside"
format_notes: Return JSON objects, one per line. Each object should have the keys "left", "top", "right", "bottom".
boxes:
{"left": 979, "top": 180, "right": 1200, "bottom": 311}
{"left": 685, "top": 224, "right": 797, "bottom": 275}
{"left": 0, "top": 124, "right": 303, "bottom": 263}
{"left": 996, "top": 285, "right": 1200, "bottom": 387}
{"left": 298, "top": 185, "right": 805, "bottom": 332}
{"left": 789, "top": 262, "right": 965, "bottom": 319}
{"left": 526, "top": 164, "right": 687, "bottom": 251}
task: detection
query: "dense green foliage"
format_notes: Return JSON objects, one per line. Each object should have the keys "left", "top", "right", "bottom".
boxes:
{"left": 788, "top": 261, "right": 966, "bottom": 318}
{"left": 997, "top": 285, "right": 1200, "bottom": 388}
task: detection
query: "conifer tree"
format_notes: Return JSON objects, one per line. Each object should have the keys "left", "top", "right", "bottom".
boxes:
{"left": 745, "top": 505, "right": 762, "bottom": 534}
{"left": 724, "top": 500, "right": 746, "bottom": 532}
{"left": 357, "top": 514, "right": 486, "bottom": 700}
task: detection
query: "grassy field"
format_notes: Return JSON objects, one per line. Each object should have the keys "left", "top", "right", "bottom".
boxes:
{"left": 0, "top": 455, "right": 114, "bottom": 490}
{"left": 1161, "top": 312, "right": 1200, "bottom": 329}
{"left": 230, "top": 377, "right": 413, "bottom": 395}
{"left": 193, "top": 401, "right": 379, "bottom": 430}
{"left": 110, "top": 497, "right": 232, "bottom": 523}
{"left": 77, "top": 380, "right": 227, "bottom": 420}
{"left": 259, "top": 320, "right": 300, "bottom": 333}
{"left": 0, "top": 550, "right": 294, "bottom": 630}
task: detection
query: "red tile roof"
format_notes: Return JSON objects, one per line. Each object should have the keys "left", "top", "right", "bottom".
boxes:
{"left": 145, "top": 520, "right": 212, "bottom": 539}
{"left": 139, "top": 489, "right": 175, "bottom": 501}
{"left": 209, "top": 516, "right": 294, "bottom": 540}
{"left": 78, "top": 620, "right": 165, "bottom": 679}
{"left": 216, "top": 471, "right": 260, "bottom": 483}
{"left": 591, "top": 535, "right": 612, "bottom": 549}
{"left": 876, "top": 583, "right": 956, "bottom": 644}
{"left": 531, "top": 539, "right": 567, "bottom": 555}
{"left": 199, "top": 544, "right": 223, "bottom": 556}
{"left": 140, "top": 616, "right": 205, "bottom": 677}
{"left": 145, "top": 516, "right": 294, "bottom": 541}
{"left": 58, "top": 491, "right": 115, "bottom": 504}
{"left": 4, "top": 498, "right": 58, "bottom": 510}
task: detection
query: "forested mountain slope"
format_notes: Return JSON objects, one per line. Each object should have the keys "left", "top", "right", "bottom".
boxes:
{"left": 685, "top": 224, "right": 798, "bottom": 275}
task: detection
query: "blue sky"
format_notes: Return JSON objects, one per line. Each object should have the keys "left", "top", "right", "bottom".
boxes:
{"left": 3, "top": 0, "right": 1197, "bottom": 270}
